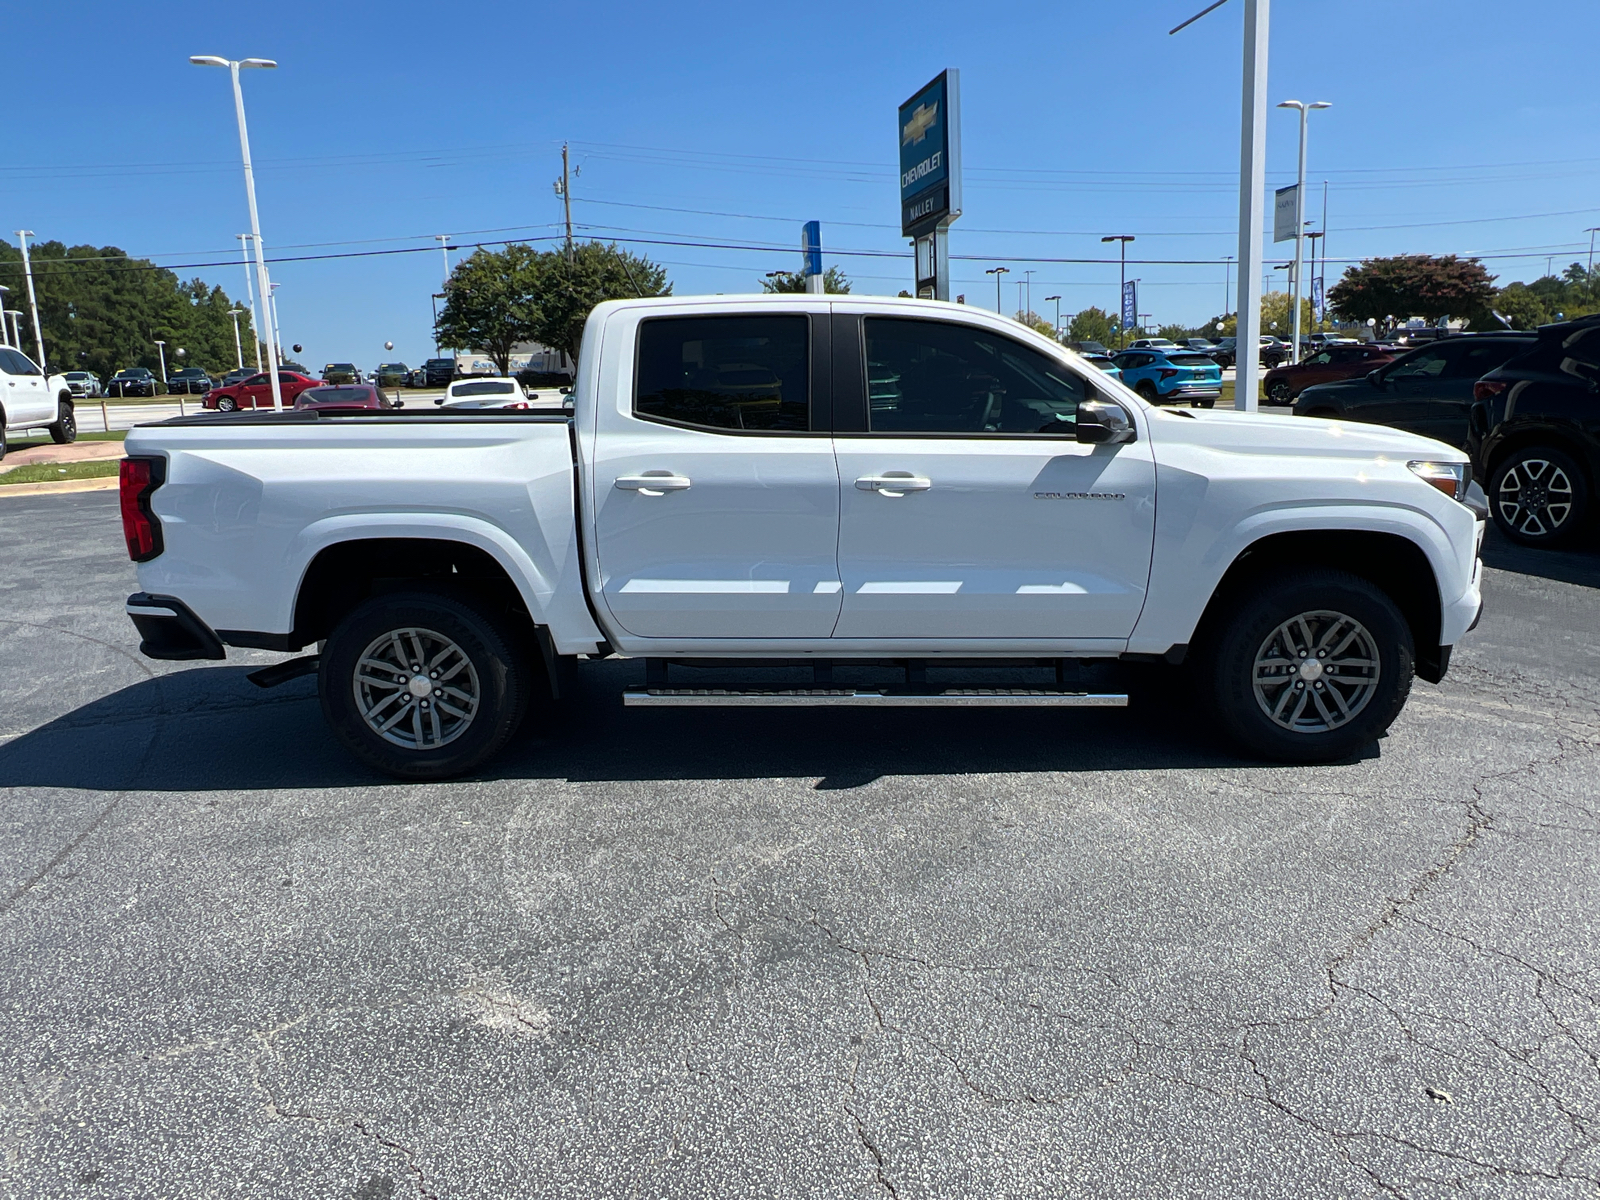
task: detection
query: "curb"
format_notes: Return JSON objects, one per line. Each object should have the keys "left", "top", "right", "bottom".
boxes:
{"left": 0, "top": 477, "right": 120, "bottom": 498}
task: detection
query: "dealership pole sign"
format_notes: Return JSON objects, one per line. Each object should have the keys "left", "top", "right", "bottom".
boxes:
{"left": 1121, "top": 280, "right": 1138, "bottom": 331}
{"left": 899, "top": 69, "right": 961, "bottom": 300}
{"left": 801, "top": 220, "right": 822, "bottom": 294}
{"left": 1273, "top": 184, "right": 1301, "bottom": 243}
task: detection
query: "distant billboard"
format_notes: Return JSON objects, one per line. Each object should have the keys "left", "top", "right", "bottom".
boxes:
{"left": 1273, "top": 184, "right": 1301, "bottom": 243}
{"left": 899, "top": 70, "right": 962, "bottom": 238}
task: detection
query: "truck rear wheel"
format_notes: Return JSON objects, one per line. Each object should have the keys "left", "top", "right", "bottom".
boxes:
{"left": 1206, "top": 569, "right": 1413, "bottom": 763}
{"left": 319, "top": 590, "right": 528, "bottom": 780}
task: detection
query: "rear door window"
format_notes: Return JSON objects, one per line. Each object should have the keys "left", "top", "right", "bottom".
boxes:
{"left": 635, "top": 315, "right": 810, "bottom": 433}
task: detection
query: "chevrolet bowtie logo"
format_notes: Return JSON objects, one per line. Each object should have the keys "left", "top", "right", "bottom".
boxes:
{"left": 902, "top": 102, "right": 938, "bottom": 146}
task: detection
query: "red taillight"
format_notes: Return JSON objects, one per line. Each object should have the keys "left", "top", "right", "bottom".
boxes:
{"left": 1159, "top": 368, "right": 1178, "bottom": 380}
{"left": 1473, "top": 379, "right": 1508, "bottom": 402}
{"left": 119, "top": 456, "right": 165, "bottom": 562}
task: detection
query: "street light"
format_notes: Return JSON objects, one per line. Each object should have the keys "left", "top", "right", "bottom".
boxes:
{"left": 236, "top": 234, "right": 262, "bottom": 371}
{"left": 227, "top": 306, "right": 247, "bottom": 369}
{"left": 1277, "top": 99, "right": 1331, "bottom": 364}
{"left": 1586, "top": 227, "right": 1599, "bottom": 298}
{"left": 985, "top": 266, "right": 1010, "bottom": 314}
{"left": 1102, "top": 236, "right": 1135, "bottom": 348}
{"left": 191, "top": 53, "right": 283, "bottom": 411}
{"left": 1022, "top": 269, "right": 1035, "bottom": 319}
{"left": 1044, "top": 294, "right": 1062, "bottom": 332}
{"left": 153, "top": 340, "right": 168, "bottom": 390}
{"left": 14, "top": 231, "right": 46, "bottom": 372}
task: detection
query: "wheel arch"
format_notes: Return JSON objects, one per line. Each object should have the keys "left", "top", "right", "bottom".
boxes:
{"left": 1190, "top": 529, "right": 1446, "bottom": 681}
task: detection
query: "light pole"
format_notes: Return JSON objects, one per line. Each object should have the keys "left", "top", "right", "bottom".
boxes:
{"left": 1224, "top": 255, "right": 1233, "bottom": 317}
{"left": 268, "top": 283, "right": 284, "bottom": 363}
{"left": 1102, "top": 235, "right": 1134, "bottom": 348}
{"left": 227, "top": 306, "right": 246, "bottom": 369}
{"left": 191, "top": 54, "right": 283, "bottom": 411}
{"left": 236, "top": 234, "right": 262, "bottom": 371}
{"left": 0, "top": 284, "right": 8, "bottom": 349}
{"left": 436, "top": 235, "right": 452, "bottom": 287}
{"left": 1045, "top": 295, "right": 1062, "bottom": 333}
{"left": 1305, "top": 230, "right": 1324, "bottom": 325}
{"left": 1586, "top": 227, "right": 1599, "bottom": 298}
{"left": 985, "top": 266, "right": 1009, "bottom": 314}
{"left": 1278, "top": 99, "right": 1331, "bottom": 364}
{"left": 1022, "top": 269, "right": 1035, "bottom": 319}
{"left": 14, "top": 230, "right": 46, "bottom": 372}
{"left": 153, "top": 340, "right": 168, "bottom": 391}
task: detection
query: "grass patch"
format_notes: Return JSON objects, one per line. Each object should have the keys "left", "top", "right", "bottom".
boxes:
{"left": 0, "top": 459, "right": 122, "bottom": 486}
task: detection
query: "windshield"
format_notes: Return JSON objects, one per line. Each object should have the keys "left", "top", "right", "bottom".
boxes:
{"left": 450, "top": 380, "right": 517, "bottom": 397}
{"left": 1170, "top": 354, "right": 1217, "bottom": 367}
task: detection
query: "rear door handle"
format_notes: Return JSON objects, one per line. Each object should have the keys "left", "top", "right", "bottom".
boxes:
{"left": 856, "top": 473, "right": 931, "bottom": 497}
{"left": 615, "top": 472, "right": 692, "bottom": 496}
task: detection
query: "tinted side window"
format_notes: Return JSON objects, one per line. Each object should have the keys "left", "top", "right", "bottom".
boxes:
{"left": 864, "top": 318, "right": 1086, "bottom": 435}
{"left": 4, "top": 350, "right": 41, "bottom": 375}
{"left": 1390, "top": 347, "right": 1451, "bottom": 378}
{"left": 1450, "top": 341, "right": 1530, "bottom": 379}
{"left": 635, "top": 315, "right": 809, "bottom": 432}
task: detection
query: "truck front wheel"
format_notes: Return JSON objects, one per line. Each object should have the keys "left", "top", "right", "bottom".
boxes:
{"left": 1207, "top": 569, "right": 1413, "bottom": 763}
{"left": 319, "top": 590, "right": 528, "bottom": 780}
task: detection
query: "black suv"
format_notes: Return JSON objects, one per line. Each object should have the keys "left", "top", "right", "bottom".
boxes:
{"left": 1292, "top": 333, "right": 1536, "bottom": 450}
{"left": 1470, "top": 315, "right": 1600, "bottom": 547}
{"left": 422, "top": 358, "right": 457, "bottom": 387}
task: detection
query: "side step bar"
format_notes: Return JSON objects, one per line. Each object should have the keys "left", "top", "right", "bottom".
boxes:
{"left": 624, "top": 687, "right": 1128, "bottom": 708}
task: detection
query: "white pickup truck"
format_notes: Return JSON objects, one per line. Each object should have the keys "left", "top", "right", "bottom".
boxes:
{"left": 119, "top": 295, "right": 1484, "bottom": 778}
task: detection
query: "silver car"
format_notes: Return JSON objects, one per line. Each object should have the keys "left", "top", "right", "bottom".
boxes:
{"left": 63, "top": 371, "right": 102, "bottom": 398}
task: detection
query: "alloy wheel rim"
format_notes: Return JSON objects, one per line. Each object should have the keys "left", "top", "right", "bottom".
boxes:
{"left": 353, "top": 626, "right": 481, "bottom": 750}
{"left": 1496, "top": 458, "right": 1573, "bottom": 538}
{"left": 1251, "top": 609, "right": 1380, "bottom": 734}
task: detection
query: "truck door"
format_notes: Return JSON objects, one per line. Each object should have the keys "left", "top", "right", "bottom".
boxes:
{"left": 2, "top": 349, "right": 55, "bottom": 427}
{"left": 831, "top": 313, "right": 1156, "bottom": 640}
{"left": 589, "top": 309, "right": 842, "bottom": 639}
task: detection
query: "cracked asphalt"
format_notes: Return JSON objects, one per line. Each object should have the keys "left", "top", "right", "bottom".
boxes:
{"left": 2, "top": 491, "right": 1598, "bottom": 1199}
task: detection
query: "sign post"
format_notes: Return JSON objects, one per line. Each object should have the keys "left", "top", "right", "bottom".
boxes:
{"left": 899, "top": 69, "right": 962, "bottom": 300}
{"left": 801, "top": 220, "right": 823, "bottom": 294}
{"left": 1121, "top": 280, "right": 1138, "bottom": 336}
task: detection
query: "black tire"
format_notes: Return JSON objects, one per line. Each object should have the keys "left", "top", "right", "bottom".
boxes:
{"left": 0, "top": 410, "right": 7, "bottom": 462}
{"left": 48, "top": 400, "right": 77, "bottom": 445}
{"left": 1136, "top": 381, "right": 1160, "bottom": 404}
{"left": 1194, "top": 397, "right": 1216, "bottom": 409}
{"left": 1267, "top": 380, "right": 1292, "bottom": 404}
{"left": 216, "top": 395, "right": 238, "bottom": 412}
{"left": 1488, "top": 445, "right": 1589, "bottom": 548}
{"left": 319, "top": 590, "right": 529, "bottom": 780}
{"left": 1205, "top": 568, "right": 1413, "bottom": 763}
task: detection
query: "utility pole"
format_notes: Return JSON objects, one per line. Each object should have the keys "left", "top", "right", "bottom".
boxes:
{"left": 14, "top": 231, "right": 45, "bottom": 372}
{"left": 1586, "top": 227, "right": 1599, "bottom": 298}
{"left": 558, "top": 143, "right": 574, "bottom": 260}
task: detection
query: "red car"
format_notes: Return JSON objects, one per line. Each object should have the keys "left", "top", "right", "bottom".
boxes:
{"left": 1263, "top": 343, "right": 1395, "bottom": 404}
{"left": 294, "top": 384, "right": 399, "bottom": 412}
{"left": 204, "top": 369, "right": 321, "bottom": 411}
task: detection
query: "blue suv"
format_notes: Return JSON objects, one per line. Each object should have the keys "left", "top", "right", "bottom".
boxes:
{"left": 1112, "top": 349, "right": 1223, "bottom": 407}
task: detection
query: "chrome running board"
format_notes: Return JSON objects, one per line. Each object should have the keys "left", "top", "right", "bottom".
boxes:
{"left": 623, "top": 687, "right": 1128, "bottom": 708}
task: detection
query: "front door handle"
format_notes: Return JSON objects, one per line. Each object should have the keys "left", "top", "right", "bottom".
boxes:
{"left": 615, "top": 472, "right": 692, "bottom": 496}
{"left": 856, "top": 473, "right": 931, "bottom": 497}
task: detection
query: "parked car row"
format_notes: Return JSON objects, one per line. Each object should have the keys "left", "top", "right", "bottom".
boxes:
{"left": 1291, "top": 317, "right": 1600, "bottom": 548}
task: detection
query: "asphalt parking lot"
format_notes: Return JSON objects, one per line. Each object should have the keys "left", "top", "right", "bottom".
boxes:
{"left": 2, "top": 492, "right": 1598, "bottom": 1199}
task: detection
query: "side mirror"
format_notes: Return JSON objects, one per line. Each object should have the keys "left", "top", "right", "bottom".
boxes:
{"left": 1366, "top": 368, "right": 1386, "bottom": 388}
{"left": 1076, "top": 398, "right": 1135, "bottom": 445}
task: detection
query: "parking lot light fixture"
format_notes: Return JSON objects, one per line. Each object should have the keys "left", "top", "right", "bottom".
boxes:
{"left": 1102, "top": 236, "right": 1135, "bottom": 348}
{"left": 1277, "top": 99, "right": 1331, "bottom": 365}
{"left": 192, "top": 53, "right": 283, "bottom": 411}
{"left": 985, "top": 266, "right": 1010, "bottom": 314}
{"left": 153, "top": 340, "right": 167, "bottom": 387}
{"left": 1044, "top": 295, "right": 1062, "bottom": 332}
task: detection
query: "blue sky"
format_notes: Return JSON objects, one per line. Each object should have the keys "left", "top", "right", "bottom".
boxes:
{"left": 9, "top": 0, "right": 1596, "bottom": 367}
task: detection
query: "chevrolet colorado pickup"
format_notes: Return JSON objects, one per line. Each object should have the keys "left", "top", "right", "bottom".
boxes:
{"left": 119, "top": 295, "right": 1485, "bottom": 778}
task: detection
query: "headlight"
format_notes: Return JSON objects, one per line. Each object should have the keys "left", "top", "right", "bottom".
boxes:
{"left": 1407, "top": 460, "right": 1470, "bottom": 503}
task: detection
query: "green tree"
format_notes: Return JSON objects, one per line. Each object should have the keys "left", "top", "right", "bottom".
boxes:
{"left": 0, "top": 238, "right": 254, "bottom": 381}
{"left": 1014, "top": 310, "right": 1057, "bottom": 338}
{"left": 1491, "top": 282, "right": 1551, "bottom": 330}
{"left": 434, "top": 244, "right": 543, "bottom": 377}
{"left": 1328, "top": 254, "right": 1497, "bottom": 329}
{"left": 1066, "top": 306, "right": 1119, "bottom": 347}
{"left": 759, "top": 267, "right": 851, "bottom": 294}
{"left": 1260, "top": 290, "right": 1320, "bottom": 340}
{"left": 529, "top": 242, "right": 670, "bottom": 367}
